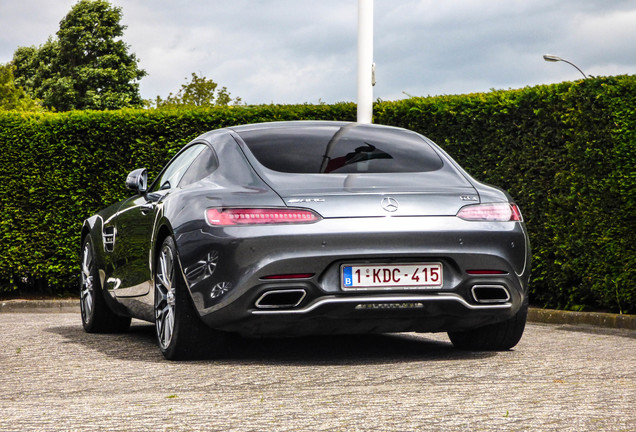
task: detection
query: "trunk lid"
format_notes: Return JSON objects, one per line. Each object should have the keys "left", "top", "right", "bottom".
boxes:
{"left": 262, "top": 171, "right": 479, "bottom": 218}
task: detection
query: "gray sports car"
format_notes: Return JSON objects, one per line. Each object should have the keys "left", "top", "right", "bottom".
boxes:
{"left": 80, "top": 121, "right": 531, "bottom": 360}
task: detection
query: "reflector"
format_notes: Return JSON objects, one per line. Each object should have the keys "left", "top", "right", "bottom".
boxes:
{"left": 466, "top": 270, "right": 508, "bottom": 275}
{"left": 261, "top": 273, "right": 314, "bottom": 280}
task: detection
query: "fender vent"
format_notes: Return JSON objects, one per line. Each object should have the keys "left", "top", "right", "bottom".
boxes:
{"left": 103, "top": 226, "right": 116, "bottom": 252}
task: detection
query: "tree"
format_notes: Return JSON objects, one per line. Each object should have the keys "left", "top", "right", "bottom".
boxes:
{"left": 11, "top": 0, "right": 146, "bottom": 111}
{"left": 151, "top": 72, "right": 241, "bottom": 108}
{"left": 0, "top": 63, "right": 41, "bottom": 111}
{"left": 12, "top": 39, "right": 59, "bottom": 108}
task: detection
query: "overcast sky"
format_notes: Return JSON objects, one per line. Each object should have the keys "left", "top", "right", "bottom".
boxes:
{"left": 1, "top": 0, "right": 635, "bottom": 104}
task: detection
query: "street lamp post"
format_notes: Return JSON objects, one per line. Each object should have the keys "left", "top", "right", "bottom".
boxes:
{"left": 357, "top": 0, "right": 374, "bottom": 124}
{"left": 543, "top": 54, "right": 587, "bottom": 79}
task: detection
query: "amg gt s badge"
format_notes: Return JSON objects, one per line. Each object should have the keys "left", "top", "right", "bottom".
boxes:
{"left": 288, "top": 198, "right": 326, "bottom": 203}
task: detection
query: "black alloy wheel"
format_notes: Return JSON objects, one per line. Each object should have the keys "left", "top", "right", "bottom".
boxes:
{"left": 154, "top": 236, "right": 226, "bottom": 360}
{"left": 80, "top": 235, "right": 131, "bottom": 333}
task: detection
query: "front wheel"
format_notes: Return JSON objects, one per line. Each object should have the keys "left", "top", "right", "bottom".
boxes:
{"left": 154, "top": 236, "right": 226, "bottom": 360}
{"left": 80, "top": 235, "right": 131, "bottom": 333}
{"left": 448, "top": 300, "right": 528, "bottom": 351}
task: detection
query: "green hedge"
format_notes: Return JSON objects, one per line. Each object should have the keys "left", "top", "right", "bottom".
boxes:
{"left": 375, "top": 76, "right": 635, "bottom": 313}
{"left": 0, "top": 104, "right": 357, "bottom": 292}
{"left": 0, "top": 76, "right": 633, "bottom": 313}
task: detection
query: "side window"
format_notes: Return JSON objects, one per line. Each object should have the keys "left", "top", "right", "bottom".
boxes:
{"left": 150, "top": 144, "right": 206, "bottom": 192}
{"left": 178, "top": 146, "right": 219, "bottom": 188}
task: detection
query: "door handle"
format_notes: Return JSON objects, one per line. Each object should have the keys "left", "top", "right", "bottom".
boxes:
{"left": 140, "top": 203, "right": 155, "bottom": 214}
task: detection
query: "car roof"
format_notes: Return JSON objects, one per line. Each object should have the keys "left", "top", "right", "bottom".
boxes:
{"left": 194, "top": 121, "right": 416, "bottom": 144}
{"left": 227, "top": 120, "right": 350, "bottom": 133}
{"left": 226, "top": 120, "right": 415, "bottom": 134}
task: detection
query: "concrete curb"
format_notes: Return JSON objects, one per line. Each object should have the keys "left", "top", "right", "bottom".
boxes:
{"left": 1, "top": 299, "right": 634, "bottom": 331}
{"left": 527, "top": 307, "right": 635, "bottom": 330}
{"left": 0, "top": 299, "right": 80, "bottom": 313}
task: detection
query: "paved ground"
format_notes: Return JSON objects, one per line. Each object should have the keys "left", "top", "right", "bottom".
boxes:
{"left": 0, "top": 312, "right": 634, "bottom": 432}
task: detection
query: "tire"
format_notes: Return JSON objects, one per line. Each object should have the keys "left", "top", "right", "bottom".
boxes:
{"left": 80, "top": 235, "right": 131, "bottom": 333}
{"left": 154, "top": 236, "right": 225, "bottom": 360}
{"left": 448, "top": 300, "right": 528, "bottom": 351}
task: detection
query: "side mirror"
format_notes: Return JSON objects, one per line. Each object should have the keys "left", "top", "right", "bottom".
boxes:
{"left": 125, "top": 168, "right": 148, "bottom": 194}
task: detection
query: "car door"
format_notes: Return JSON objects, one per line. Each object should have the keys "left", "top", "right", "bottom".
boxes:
{"left": 107, "top": 143, "right": 208, "bottom": 297}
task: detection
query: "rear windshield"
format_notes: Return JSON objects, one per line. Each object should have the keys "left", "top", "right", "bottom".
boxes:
{"left": 237, "top": 124, "right": 444, "bottom": 174}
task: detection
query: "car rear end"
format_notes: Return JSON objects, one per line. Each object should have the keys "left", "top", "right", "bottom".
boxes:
{"left": 183, "top": 122, "right": 530, "bottom": 339}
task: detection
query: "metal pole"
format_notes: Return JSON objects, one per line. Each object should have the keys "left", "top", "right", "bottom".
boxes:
{"left": 558, "top": 58, "right": 587, "bottom": 79}
{"left": 543, "top": 54, "right": 587, "bottom": 79}
{"left": 357, "top": 0, "right": 373, "bottom": 124}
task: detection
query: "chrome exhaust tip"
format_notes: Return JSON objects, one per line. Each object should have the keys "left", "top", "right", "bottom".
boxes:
{"left": 471, "top": 285, "right": 511, "bottom": 304}
{"left": 255, "top": 289, "right": 307, "bottom": 309}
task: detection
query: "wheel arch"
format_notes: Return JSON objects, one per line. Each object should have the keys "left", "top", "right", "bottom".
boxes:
{"left": 153, "top": 223, "right": 174, "bottom": 264}
{"left": 80, "top": 215, "right": 101, "bottom": 247}
{"left": 80, "top": 224, "right": 91, "bottom": 246}
{"left": 152, "top": 221, "right": 190, "bottom": 288}
{"left": 80, "top": 215, "right": 106, "bottom": 276}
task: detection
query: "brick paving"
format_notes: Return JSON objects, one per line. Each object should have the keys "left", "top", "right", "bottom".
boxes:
{"left": 0, "top": 313, "right": 634, "bottom": 431}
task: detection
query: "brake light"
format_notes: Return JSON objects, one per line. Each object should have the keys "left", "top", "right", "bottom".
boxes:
{"left": 206, "top": 208, "right": 321, "bottom": 226}
{"left": 457, "top": 203, "right": 523, "bottom": 222}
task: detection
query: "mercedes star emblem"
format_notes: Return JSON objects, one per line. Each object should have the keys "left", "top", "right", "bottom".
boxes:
{"left": 381, "top": 197, "right": 399, "bottom": 212}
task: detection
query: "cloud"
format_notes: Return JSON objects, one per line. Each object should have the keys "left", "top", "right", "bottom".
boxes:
{"left": 1, "top": 0, "right": 634, "bottom": 104}
{"left": 0, "top": 1, "right": 75, "bottom": 54}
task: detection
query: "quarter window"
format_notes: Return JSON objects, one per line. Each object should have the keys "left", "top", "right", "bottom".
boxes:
{"left": 150, "top": 144, "right": 206, "bottom": 192}
{"left": 178, "top": 146, "right": 218, "bottom": 188}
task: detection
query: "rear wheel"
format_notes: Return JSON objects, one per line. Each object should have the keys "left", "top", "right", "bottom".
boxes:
{"left": 154, "top": 236, "right": 225, "bottom": 360}
{"left": 80, "top": 235, "right": 131, "bottom": 333}
{"left": 448, "top": 300, "right": 528, "bottom": 351}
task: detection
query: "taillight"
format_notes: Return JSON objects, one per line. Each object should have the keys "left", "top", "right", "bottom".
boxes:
{"left": 457, "top": 203, "right": 523, "bottom": 222}
{"left": 206, "top": 208, "right": 321, "bottom": 226}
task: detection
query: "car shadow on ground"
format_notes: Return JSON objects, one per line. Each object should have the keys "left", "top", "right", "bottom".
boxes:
{"left": 47, "top": 320, "right": 497, "bottom": 365}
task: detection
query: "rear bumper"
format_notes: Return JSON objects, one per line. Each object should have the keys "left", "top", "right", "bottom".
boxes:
{"left": 205, "top": 291, "right": 520, "bottom": 336}
{"left": 174, "top": 216, "right": 530, "bottom": 335}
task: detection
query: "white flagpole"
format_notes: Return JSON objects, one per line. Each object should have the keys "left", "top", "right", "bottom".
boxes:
{"left": 357, "top": 0, "right": 373, "bottom": 124}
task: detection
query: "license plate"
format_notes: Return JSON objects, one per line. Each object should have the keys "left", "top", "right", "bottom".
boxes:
{"left": 341, "top": 263, "right": 443, "bottom": 290}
